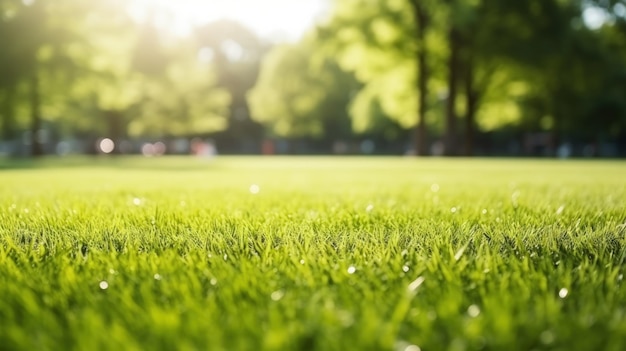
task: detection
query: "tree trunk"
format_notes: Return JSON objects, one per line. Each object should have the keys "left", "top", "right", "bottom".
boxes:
{"left": 409, "top": 0, "right": 429, "bottom": 156}
{"left": 444, "top": 28, "right": 460, "bottom": 156}
{"left": 1, "top": 86, "right": 16, "bottom": 140}
{"left": 464, "top": 60, "right": 478, "bottom": 156}
{"left": 552, "top": 112, "right": 561, "bottom": 157}
{"left": 106, "top": 110, "right": 125, "bottom": 154}
{"left": 550, "top": 86, "right": 562, "bottom": 157}
{"left": 30, "top": 73, "right": 44, "bottom": 157}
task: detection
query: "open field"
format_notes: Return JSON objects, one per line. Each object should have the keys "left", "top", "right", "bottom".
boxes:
{"left": 0, "top": 156, "right": 625, "bottom": 351}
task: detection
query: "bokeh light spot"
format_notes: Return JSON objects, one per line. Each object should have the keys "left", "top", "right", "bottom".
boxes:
{"left": 99, "top": 138, "right": 115, "bottom": 154}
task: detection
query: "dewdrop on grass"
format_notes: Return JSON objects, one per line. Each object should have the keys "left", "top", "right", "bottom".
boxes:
{"left": 271, "top": 290, "right": 285, "bottom": 301}
{"left": 467, "top": 304, "right": 481, "bottom": 317}
{"left": 556, "top": 205, "right": 565, "bottom": 215}
{"left": 408, "top": 276, "right": 425, "bottom": 292}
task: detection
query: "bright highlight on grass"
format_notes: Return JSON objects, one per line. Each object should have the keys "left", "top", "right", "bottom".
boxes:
{"left": 0, "top": 157, "right": 625, "bottom": 350}
{"left": 249, "top": 184, "right": 260, "bottom": 194}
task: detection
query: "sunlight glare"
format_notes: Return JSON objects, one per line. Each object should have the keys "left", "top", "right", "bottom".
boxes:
{"left": 128, "top": 0, "right": 328, "bottom": 40}
{"left": 583, "top": 7, "right": 609, "bottom": 30}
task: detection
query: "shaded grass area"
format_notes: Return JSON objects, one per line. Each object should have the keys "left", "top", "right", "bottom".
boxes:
{"left": 1, "top": 156, "right": 625, "bottom": 350}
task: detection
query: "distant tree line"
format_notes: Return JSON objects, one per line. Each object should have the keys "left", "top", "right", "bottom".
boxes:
{"left": 1, "top": 0, "right": 626, "bottom": 157}
{"left": 251, "top": 0, "right": 626, "bottom": 156}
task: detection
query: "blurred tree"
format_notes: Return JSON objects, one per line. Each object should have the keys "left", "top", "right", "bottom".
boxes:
{"left": 0, "top": 0, "right": 89, "bottom": 155}
{"left": 318, "top": 0, "right": 515, "bottom": 155}
{"left": 66, "top": 10, "right": 231, "bottom": 147}
{"left": 0, "top": 0, "right": 20, "bottom": 140}
{"left": 408, "top": 0, "right": 431, "bottom": 155}
{"left": 481, "top": 0, "right": 626, "bottom": 150}
{"left": 572, "top": 1, "right": 626, "bottom": 143}
{"left": 125, "top": 20, "right": 231, "bottom": 139}
{"left": 319, "top": 0, "right": 435, "bottom": 155}
{"left": 1, "top": 0, "right": 231, "bottom": 155}
{"left": 248, "top": 38, "right": 356, "bottom": 140}
{"left": 128, "top": 35, "right": 231, "bottom": 138}
{"left": 65, "top": 3, "right": 143, "bottom": 144}
{"left": 318, "top": 0, "right": 626, "bottom": 156}
{"left": 195, "top": 20, "right": 268, "bottom": 149}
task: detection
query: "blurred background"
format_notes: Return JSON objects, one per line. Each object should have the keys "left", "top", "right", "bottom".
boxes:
{"left": 1, "top": 0, "right": 625, "bottom": 158}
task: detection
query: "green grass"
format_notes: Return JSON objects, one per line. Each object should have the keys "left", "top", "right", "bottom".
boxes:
{"left": 1, "top": 156, "right": 625, "bottom": 351}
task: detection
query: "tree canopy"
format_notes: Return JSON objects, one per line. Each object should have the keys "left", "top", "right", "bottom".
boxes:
{"left": 1, "top": 0, "right": 625, "bottom": 156}
{"left": 0, "top": 0, "right": 232, "bottom": 155}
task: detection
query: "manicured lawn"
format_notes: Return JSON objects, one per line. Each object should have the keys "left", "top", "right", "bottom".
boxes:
{"left": 1, "top": 156, "right": 625, "bottom": 350}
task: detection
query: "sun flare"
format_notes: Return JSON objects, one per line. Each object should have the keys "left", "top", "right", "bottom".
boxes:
{"left": 127, "top": 0, "right": 328, "bottom": 40}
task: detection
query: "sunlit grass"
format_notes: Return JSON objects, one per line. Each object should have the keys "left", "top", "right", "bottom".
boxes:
{"left": 1, "top": 156, "right": 625, "bottom": 350}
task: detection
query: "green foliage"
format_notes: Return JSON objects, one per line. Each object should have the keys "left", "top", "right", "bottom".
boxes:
{"left": 126, "top": 37, "right": 231, "bottom": 137}
{"left": 314, "top": 0, "right": 626, "bottom": 145}
{"left": 194, "top": 20, "right": 268, "bottom": 141}
{"left": 320, "top": 0, "right": 425, "bottom": 132}
{"left": 0, "top": 0, "right": 232, "bottom": 142}
{"left": 0, "top": 157, "right": 626, "bottom": 350}
{"left": 0, "top": 0, "right": 91, "bottom": 139}
{"left": 68, "top": 14, "right": 232, "bottom": 139}
{"left": 2, "top": 0, "right": 626, "bottom": 150}
{"left": 248, "top": 39, "right": 356, "bottom": 138}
